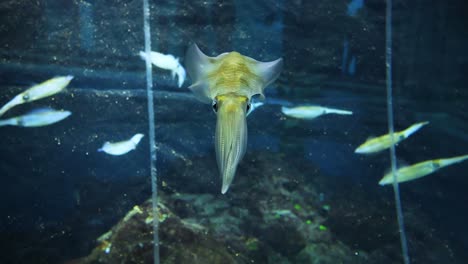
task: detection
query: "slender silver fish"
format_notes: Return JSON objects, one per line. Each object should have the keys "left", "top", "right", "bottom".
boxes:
{"left": 185, "top": 44, "right": 283, "bottom": 194}
{"left": 0, "top": 107, "right": 71, "bottom": 127}
{"left": 281, "top": 105, "right": 353, "bottom": 119}
{"left": 0, "top": 76, "right": 73, "bottom": 117}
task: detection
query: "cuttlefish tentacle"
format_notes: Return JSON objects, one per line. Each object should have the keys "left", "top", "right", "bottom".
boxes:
{"left": 215, "top": 94, "right": 248, "bottom": 194}
{"left": 185, "top": 43, "right": 283, "bottom": 193}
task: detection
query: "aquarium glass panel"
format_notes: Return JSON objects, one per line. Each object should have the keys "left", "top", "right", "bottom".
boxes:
{"left": 0, "top": 0, "right": 467, "bottom": 263}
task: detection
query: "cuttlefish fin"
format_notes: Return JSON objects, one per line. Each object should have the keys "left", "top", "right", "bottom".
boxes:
{"left": 185, "top": 44, "right": 216, "bottom": 103}
{"left": 185, "top": 43, "right": 283, "bottom": 102}
{"left": 250, "top": 57, "right": 283, "bottom": 99}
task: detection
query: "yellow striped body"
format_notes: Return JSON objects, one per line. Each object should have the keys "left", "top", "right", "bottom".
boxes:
{"left": 207, "top": 52, "right": 262, "bottom": 97}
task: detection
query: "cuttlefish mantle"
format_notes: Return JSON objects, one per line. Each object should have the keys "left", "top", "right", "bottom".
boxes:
{"left": 185, "top": 44, "right": 283, "bottom": 194}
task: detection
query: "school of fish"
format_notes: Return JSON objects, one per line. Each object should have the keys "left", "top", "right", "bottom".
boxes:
{"left": 1, "top": 45, "right": 466, "bottom": 193}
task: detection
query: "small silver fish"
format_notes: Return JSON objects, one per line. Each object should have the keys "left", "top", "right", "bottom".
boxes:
{"left": 139, "top": 51, "right": 186, "bottom": 88}
{"left": 0, "top": 76, "right": 73, "bottom": 117}
{"left": 98, "top": 133, "right": 144, "bottom": 156}
{"left": 281, "top": 105, "right": 353, "bottom": 120}
{"left": 0, "top": 108, "right": 71, "bottom": 127}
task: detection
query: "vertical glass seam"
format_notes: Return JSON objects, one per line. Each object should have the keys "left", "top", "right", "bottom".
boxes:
{"left": 385, "top": 0, "right": 410, "bottom": 263}
{"left": 142, "top": 0, "right": 160, "bottom": 263}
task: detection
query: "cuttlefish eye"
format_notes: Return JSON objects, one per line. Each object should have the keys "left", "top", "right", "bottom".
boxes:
{"left": 212, "top": 100, "right": 218, "bottom": 113}
{"left": 16, "top": 117, "right": 24, "bottom": 126}
{"left": 246, "top": 102, "right": 251, "bottom": 113}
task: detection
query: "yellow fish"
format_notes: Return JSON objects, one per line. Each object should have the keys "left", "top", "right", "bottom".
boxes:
{"left": 379, "top": 154, "right": 468, "bottom": 185}
{"left": 0, "top": 76, "right": 73, "bottom": 117}
{"left": 185, "top": 44, "right": 283, "bottom": 194}
{"left": 355, "top": 121, "right": 429, "bottom": 154}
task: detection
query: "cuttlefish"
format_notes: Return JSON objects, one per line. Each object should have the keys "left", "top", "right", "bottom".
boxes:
{"left": 185, "top": 44, "right": 283, "bottom": 194}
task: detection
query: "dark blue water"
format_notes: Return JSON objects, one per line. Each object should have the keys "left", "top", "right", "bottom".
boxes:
{"left": 0, "top": 0, "right": 467, "bottom": 263}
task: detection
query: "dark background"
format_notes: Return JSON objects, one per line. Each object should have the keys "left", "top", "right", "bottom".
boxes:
{"left": 0, "top": 0, "right": 467, "bottom": 263}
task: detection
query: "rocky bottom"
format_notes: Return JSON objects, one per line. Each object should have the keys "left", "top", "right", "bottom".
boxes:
{"left": 70, "top": 151, "right": 461, "bottom": 264}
